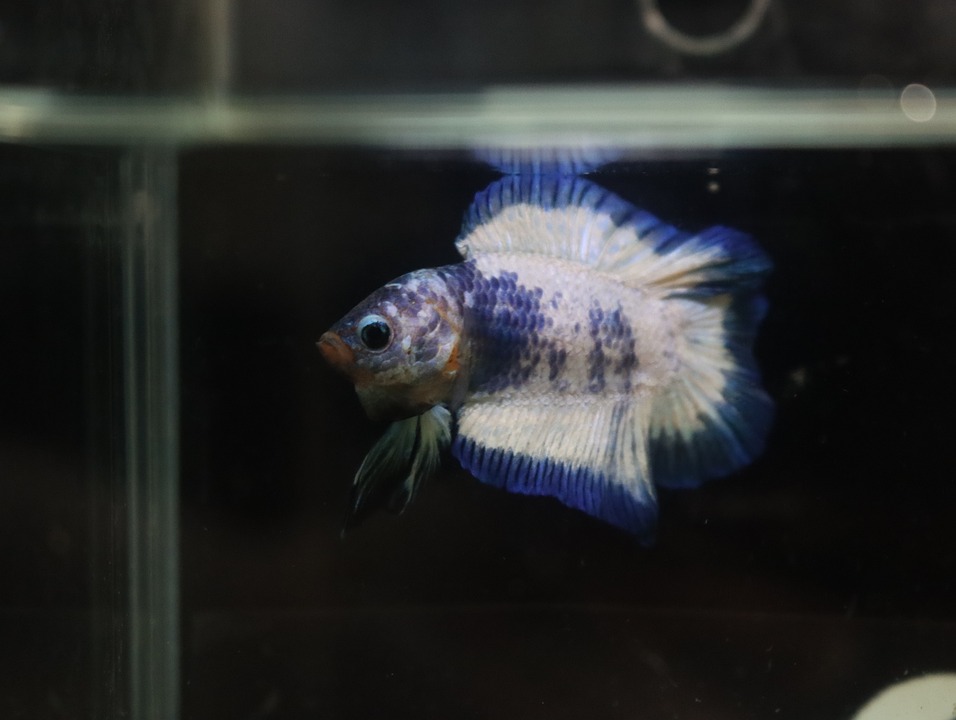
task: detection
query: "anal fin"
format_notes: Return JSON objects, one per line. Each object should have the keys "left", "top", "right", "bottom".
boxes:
{"left": 451, "top": 398, "right": 658, "bottom": 541}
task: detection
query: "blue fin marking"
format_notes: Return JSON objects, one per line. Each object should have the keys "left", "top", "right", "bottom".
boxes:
{"left": 452, "top": 435, "right": 658, "bottom": 541}
{"left": 473, "top": 147, "right": 621, "bottom": 176}
{"left": 460, "top": 175, "right": 664, "bottom": 243}
{"left": 664, "top": 226, "right": 773, "bottom": 297}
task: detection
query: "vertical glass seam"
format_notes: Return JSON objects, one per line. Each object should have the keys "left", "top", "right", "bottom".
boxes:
{"left": 122, "top": 147, "right": 180, "bottom": 720}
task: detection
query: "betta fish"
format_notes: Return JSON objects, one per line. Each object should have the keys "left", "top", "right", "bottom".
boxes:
{"left": 318, "top": 175, "right": 772, "bottom": 541}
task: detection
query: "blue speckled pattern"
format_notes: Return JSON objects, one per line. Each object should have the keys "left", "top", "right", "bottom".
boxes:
{"left": 450, "top": 263, "right": 553, "bottom": 394}
{"left": 585, "top": 302, "right": 639, "bottom": 393}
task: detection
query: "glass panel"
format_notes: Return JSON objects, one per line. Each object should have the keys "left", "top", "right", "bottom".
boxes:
{"left": 0, "top": 145, "right": 122, "bottom": 718}
{"left": 0, "top": 144, "right": 180, "bottom": 719}
{"left": 121, "top": 149, "right": 180, "bottom": 720}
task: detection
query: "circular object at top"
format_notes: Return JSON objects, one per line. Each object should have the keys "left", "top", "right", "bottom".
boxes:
{"left": 638, "top": 0, "right": 771, "bottom": 56}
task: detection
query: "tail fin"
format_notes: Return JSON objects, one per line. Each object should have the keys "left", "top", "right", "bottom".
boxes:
{"left": 645, "top": 224, "right": 773, "bottom": 489}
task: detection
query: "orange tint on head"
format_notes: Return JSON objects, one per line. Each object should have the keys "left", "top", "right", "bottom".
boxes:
{"left": 318, "top": 330, "right": 378, "bottom": 387}
{"left": 317, "top": 331, "right": 354, "bottom": 372}
{"left": 442, "top": 341, "right": 460, "bottom": 379}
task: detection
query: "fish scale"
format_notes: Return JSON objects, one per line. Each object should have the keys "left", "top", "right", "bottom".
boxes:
{"left": 458, "top": 254, "right": 674, "bottom": 405}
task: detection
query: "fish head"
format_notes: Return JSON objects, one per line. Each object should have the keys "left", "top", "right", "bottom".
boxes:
{"left": 318, "top": 269, "right": 464, "bottom": 422}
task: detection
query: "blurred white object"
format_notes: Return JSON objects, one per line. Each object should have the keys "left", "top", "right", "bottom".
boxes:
{"left": 852, "top": 673, "right": 956, "bottom": 720}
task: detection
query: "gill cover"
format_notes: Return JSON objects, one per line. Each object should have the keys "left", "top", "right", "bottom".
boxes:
{"left": 318, "top": 268, "right": 465, "bottom": 422}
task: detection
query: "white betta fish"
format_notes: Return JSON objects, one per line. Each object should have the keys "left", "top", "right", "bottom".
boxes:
{"left": 318, "top": 175, "right": 772, "bottom": 540}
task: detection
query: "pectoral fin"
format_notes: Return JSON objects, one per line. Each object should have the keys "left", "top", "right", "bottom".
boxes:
{"left": 344, "top": 405, "right": 451, "bottom": 533}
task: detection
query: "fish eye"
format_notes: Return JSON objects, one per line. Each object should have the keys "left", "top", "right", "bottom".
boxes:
{"left": 357, "top": 315, "right": 392, "bottom": 351}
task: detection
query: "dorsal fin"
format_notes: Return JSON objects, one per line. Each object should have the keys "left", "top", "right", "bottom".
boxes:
{"left": 456, "top": 175, "right": 770, "bottom": 296}
{"left": 473, "top": 147, "right": 621, "bottom": 176}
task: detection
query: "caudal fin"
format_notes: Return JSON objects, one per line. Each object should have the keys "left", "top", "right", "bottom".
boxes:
{"left": 643, "top": 223, "right": 773, "bottom": 489}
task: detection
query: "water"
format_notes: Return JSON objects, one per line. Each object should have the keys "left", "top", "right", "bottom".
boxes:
{"left": 3, "top": 91, "right": 956, "bottom": 720}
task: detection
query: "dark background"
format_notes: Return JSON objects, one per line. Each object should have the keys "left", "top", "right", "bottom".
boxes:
{"left": 3, "top": 145, "right": 956, "bottom": 719}
{"left": 176, "top": 147, "right": 956, "bottom": 719}
{"left": 3, "top": 0, "right": 956, "bottom": 717}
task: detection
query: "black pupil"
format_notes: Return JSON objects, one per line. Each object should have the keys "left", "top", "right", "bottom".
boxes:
{"left": 360, "top": 321, "right": 391, "bottom": 350}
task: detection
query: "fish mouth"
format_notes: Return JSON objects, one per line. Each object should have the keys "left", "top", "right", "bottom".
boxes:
{"left": 317, "top": 331, "right": 354, "bottom": 371}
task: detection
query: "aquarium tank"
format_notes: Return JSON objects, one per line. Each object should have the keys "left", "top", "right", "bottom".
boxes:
{"left": 2, "top": 1, "right": 956, "bottom": 719}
